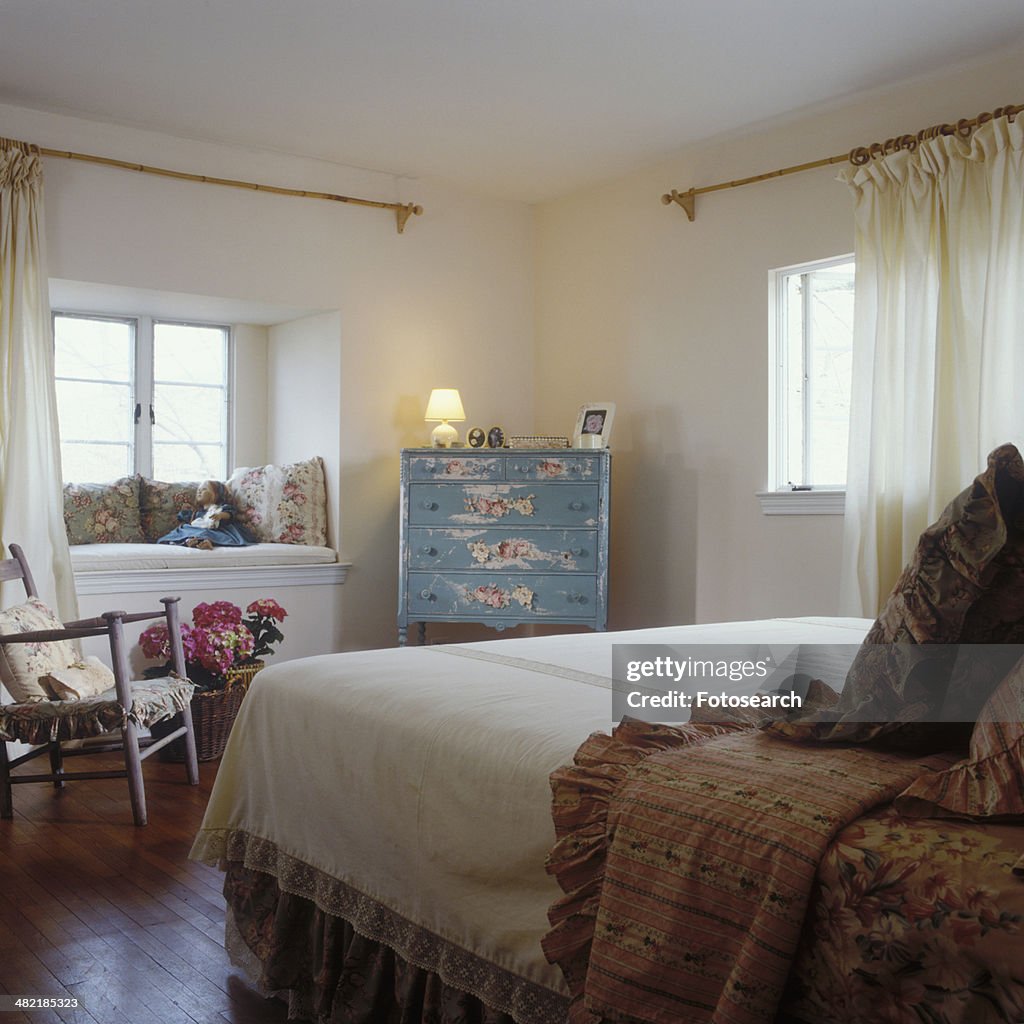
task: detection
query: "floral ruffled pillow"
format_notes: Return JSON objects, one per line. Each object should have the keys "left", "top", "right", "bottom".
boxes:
{"left": 0, "top": 598, "right": 78, "bottom": 703}
{"left": 895, "top": 656, "right": 1024, "bottom": 820}
{"left": 139, "top": 478, "right": 200, "bottom": 542}
{"left": 63, "top": 476, "right": 145, "bottom": 544}
{"left": 226, "top": 457, "right": 328, "bottom": 546}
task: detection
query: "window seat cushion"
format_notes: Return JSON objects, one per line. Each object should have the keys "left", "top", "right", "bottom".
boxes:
{"left": 70, "top": 542, "right": 338, "bottom": 573}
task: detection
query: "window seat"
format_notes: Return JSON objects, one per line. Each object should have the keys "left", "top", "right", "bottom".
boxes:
{"left": 71, "top": 543, "right": 350, "bottom": 595}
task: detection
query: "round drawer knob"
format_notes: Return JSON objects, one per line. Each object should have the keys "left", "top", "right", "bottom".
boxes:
{"left": 516, "top": 463, "right": 528, "bottom": 472}
{"left": 570, "top": 546, "right": 584, "bottom": 556}
{"left": 421, "top": 545, "right": 437, "bottom": 556}
{"left": 421, "top": 500, "right": 438, "bottom": 510}
{"left": 569, "top": 501, "right": 584, "bottom": 511}
{"left": 419, "top": 589, "right": 434, "bottom": 600}
{"left": 571, "top": 465, "right": 582, "bottom": 473}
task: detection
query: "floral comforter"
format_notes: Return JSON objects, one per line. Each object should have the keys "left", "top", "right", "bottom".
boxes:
{"left": 785, "top": 804, "right": 1024, "bottom": 1024}
{"left": 543, "top": 722, "right": 1024, "bottom": 1024}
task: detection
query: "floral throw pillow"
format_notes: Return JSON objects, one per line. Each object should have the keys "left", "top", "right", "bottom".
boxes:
{"left": 0, "top": 597, "right": 78, "bottom": 703}
{"left": 63, "top": 476, "right": 145, "bottom": 545}
{"left": 768, "top": 443, "right": 1024, "bottom": 749}
{"left": 895, "top": 655, "right": 1024, "bottom": 819}
{"left": 226, "top": 457, "right": 328, "bottom": 545}
{"left": 140, "top": 478, "right": 200, "bottom": 542}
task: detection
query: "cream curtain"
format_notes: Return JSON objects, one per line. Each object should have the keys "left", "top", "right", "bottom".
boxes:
{"left": 0, "top": 139, "right": 77, "bottom": 617}
{"left": 839, "top": 115, "right": 1024, "bottom": 615}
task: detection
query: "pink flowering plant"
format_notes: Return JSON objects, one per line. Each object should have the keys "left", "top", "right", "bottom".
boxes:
{"left": 139, "top": 598, "right": 287, "bottom": 691}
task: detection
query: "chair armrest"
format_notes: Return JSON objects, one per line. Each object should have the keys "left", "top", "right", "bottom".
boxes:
{"left": 62, "top": 599, "right": 181, "bottom": 629}
{"left": 0, "top": 599, "right": 181, "bottom": 643}
{"left": 0, "top": 625, "right": 112, "bottom": 644}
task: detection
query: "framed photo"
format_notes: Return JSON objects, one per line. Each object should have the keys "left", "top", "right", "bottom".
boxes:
{"left": 573, "top": 403, "right": 615, "bottom": 447}
{"left": 467, "top": 426, "right": 486, "bottom": 448}
{"left": 487, "top": 426, "right": 506, "bottom": 449}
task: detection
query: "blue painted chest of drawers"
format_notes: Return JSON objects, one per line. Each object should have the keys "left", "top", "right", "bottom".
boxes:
{"left": 398, "top": 448, "right": 611, "bottom": 644}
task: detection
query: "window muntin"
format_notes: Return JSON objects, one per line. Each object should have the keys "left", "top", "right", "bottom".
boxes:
{"left": 771, "top": 257, "right": 854, "bottom": 490}
{"left": 53, "top": 313, "right": 230, "bottom": 482}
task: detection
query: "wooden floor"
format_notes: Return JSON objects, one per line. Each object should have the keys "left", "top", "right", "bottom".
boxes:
{"left": 0, "top": 750, "right": 290, "bottom": 1024}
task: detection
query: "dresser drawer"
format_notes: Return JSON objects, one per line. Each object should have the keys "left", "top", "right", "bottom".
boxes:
{"left": 408, "top": 527, "right": 598, "bottom": 572}
{"left": 504, "top": 455, "right": 599, "bottom": 481}
{"left": 408, "top": 572, "right": 597, "bottom": 619}
{"left": 408, "top": 454, "right": 503, "bottom": 481}
{"left": 408, "top": 483, "right": 600, "bottom": 527}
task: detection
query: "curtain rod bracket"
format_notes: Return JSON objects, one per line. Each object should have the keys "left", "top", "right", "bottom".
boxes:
{"left": 395, "top": 203, "right": 424, "bottom": 234}
{"left": 661, "top": 188, "right": 696, "bottom": 221}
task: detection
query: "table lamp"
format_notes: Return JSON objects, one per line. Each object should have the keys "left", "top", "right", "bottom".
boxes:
{"left": 425, "top": 388, "right": 466, "bottom": 448}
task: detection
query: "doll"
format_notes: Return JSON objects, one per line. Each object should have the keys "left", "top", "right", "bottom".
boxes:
{"left": 157, "top": 480, "right": 254, "bottom": 549}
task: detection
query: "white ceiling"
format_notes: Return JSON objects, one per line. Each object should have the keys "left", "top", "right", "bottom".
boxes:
{"left": 2, "top": 1, "right": 1023, "bottom": 203}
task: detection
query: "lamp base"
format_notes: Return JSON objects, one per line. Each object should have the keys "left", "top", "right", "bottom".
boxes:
{"left": 430, "top": 420, "right": 459, "bottom": 448}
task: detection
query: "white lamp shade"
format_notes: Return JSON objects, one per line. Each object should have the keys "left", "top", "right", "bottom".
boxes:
{"left": 424, "top": 388, "right": 466, "bottom": 422}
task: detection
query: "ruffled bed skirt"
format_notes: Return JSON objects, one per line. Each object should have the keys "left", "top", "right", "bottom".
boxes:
{"left": 224, "top": 862, "right": 536, "bottom": 1024}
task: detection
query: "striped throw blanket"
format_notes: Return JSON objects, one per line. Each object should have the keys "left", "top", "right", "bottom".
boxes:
{"left": 543, "top": 721, "right": 957, "bottom": 1024}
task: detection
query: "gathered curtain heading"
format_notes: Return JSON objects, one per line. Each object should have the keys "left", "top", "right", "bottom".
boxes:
{"left": 0, "top": 138, "right": 42, "bottom": 190}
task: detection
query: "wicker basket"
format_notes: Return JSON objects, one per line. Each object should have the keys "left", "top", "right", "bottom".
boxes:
{"left": 153, "top": 660, "right": 264, "bottom": 762}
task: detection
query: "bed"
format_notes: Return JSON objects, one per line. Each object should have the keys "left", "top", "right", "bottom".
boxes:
{"left": 189, "top": 614, "right": 1024, "bottom": 1024}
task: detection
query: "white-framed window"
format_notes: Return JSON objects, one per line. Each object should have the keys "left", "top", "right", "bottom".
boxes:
{"left": 53, "top": 312, "right": 232, "bottom": 483}
{"left": 760, "top": 255, "right": 854, "bottom": 515}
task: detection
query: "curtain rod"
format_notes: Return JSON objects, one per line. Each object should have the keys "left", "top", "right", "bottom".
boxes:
{"left": 37, "top": 146, "right": 424, "bottom": 234}
{"left": 662, "top": 102, "right": 1022, "bottom": 222}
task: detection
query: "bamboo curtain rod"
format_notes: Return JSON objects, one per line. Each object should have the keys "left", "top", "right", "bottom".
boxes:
{"left": 662, "top": 103, "right": 1022, "bottom": 222}
{"left": 38, "top": 146, "right": 424, "bottom": 234}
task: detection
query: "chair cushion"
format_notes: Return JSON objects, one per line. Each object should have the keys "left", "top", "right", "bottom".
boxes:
{"left": 0, "top": 676, "right": 195, "bottom": 745}
{"left": 226, "top": 457, "right": 328, "bottom": 545}
{"left": 0, "top": 598, "right": 78, "bottom": 702}
{"left": 64, "top": 475, "right": 146, "bottom": 544}
{"left": 40, "top": 656, "right": 116, "bottom": 701}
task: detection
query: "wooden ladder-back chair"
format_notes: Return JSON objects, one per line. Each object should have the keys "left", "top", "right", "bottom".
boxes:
{"left": 0, "top": 543, "right": 198, "bottom": 825}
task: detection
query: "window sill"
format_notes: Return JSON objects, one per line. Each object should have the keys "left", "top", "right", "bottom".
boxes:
{"left": 756, "top": 489, "right": 845, "bottom": 516}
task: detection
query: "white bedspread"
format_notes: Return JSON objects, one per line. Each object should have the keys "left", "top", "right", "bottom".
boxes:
{"left": 191, "top": 617, "right": 870, "bottom": 1006}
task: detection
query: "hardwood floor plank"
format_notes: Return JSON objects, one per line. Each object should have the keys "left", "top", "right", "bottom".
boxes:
{"left": 1, "top": 751, "right": 289, "bottom": 1023}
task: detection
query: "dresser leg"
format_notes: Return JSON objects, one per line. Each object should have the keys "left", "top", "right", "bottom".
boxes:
{"left": 418, "top": 622, "right": 427, "bottom": 646}
{"left": 398, "top": 626, "right": 407, "bottom": 647}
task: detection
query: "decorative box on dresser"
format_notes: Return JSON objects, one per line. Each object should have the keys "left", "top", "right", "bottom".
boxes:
{"left": 398, "top": 448, "right": 610, "bottom": 645}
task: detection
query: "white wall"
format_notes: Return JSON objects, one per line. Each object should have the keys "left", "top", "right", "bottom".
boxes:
{"left": 534, "top": 45, "right": 1024, "bottom": 630}
{"left": 232, "top": 323, "right": 269, "bottom": 468}
{"left": 267, "top": 313, "right": 342, "bottom": 548}
{"left": 1, "top": 102, "right": 535, "bottom": 650}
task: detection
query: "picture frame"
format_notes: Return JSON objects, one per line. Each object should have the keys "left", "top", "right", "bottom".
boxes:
{"left": 467, "top": 426, "right": 486, "bottom": 448}
{"left": 573, "top": 403, "right": 615, "bottom": 448}
{"left": 487, "top": 426, "right": 506, "bottom": 449}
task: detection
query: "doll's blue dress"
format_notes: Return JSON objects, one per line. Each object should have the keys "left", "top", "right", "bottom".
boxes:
{"left": 157, "top": 504, "right": 254, "bottom": 547}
